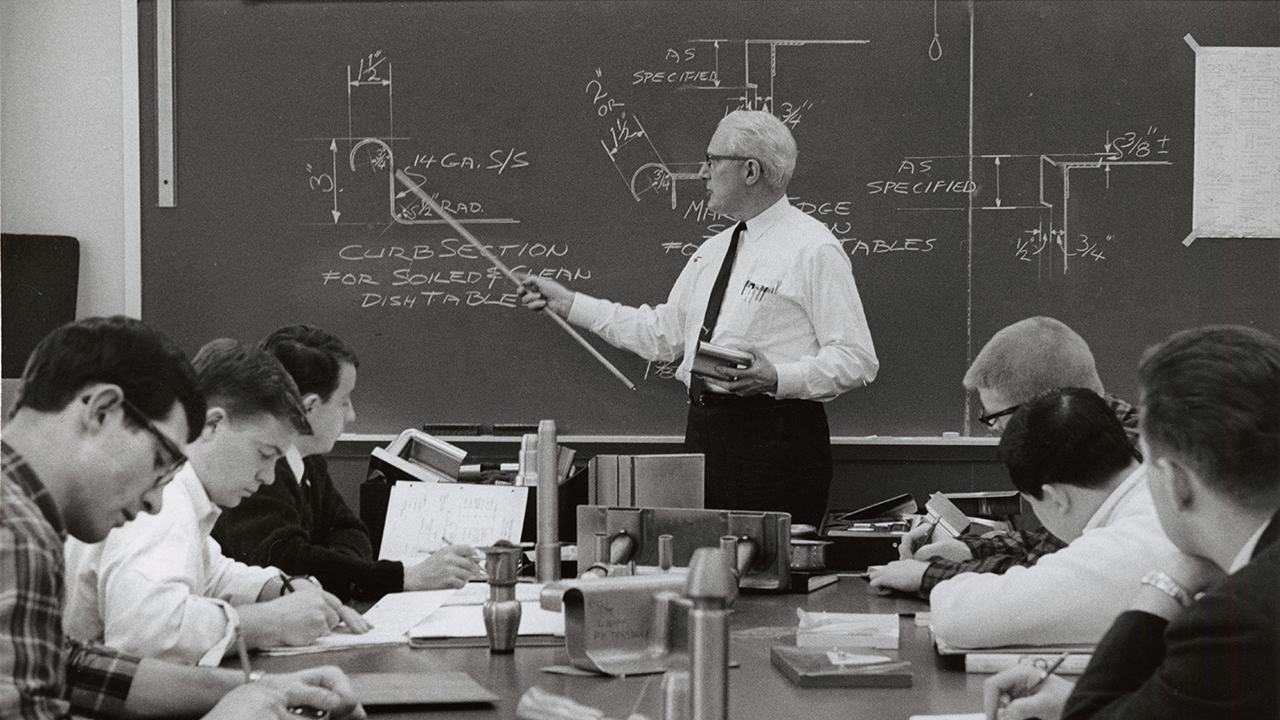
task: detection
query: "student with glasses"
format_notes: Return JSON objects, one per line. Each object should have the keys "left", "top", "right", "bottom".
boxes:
{"left": 65, "top": 338, "right": 370, "bottom": 667}
{"left": 891, "top": 388, "right": 1179, "bottom": 649}
{"left": 967, "top": 317, "right": 1139, "bottom": 438}
{"left": 519, "top": 109, "right": 878, "bottom": 526}
{"left": 1, "top": 316, "right": 363, "bottom": 720}
{"left": 877, "top": 316, "right": 1141, "bottom": 599}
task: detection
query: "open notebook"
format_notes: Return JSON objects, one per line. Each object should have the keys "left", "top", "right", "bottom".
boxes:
{"left": 258, "top": 582, "right": 559, "bottom": 656}
{"left": 410, "top": 582, "right": 564, "bottom": 648}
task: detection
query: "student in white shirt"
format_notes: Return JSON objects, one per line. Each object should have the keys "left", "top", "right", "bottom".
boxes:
{"left": 65, "top": 338, "right": 370, "bottom": 666}
{"left": 874, "top": 387, "right": 1179, "bottom": 648}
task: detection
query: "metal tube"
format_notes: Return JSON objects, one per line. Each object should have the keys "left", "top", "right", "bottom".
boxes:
{"left": 593, "top": 532, "right": 610, "bottom": 565}
{"left": 735, "top": 538, "right": 758, "bottom": 578}
{"left": 535, "top": 419, "right": 561, "bottom": 582}
{"left": 718, "top": 536, "right": 739, "bottom": 576}
{"left": 689, "top": 604, "right": 729, "bottom": 720}
{"left": 685, "top": 548, "right": 731, "bottom": 720}
{"left": 658, "top": 534, "right": 674, "bottom": 571}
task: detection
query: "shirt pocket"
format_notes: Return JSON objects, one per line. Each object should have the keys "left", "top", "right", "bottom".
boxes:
{"left": 732, "top": 272, "right": 795, "bottom": 343}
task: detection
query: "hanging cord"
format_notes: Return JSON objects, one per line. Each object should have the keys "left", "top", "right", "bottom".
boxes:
{"left": 930, "top": 0, "right": 943, "bottom": 61}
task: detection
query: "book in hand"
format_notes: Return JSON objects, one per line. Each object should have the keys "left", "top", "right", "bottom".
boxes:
{"left": 925, "top": 492, "right": 972, "bottom": 538}
{"left": 941, "top": 490, "right": 1023, "bottom": 518}
{"left": 690, "top": 341, "right": 753, "bottom": 380}
{"left": 771, "top": 646, "right": 912, "bottom": 688}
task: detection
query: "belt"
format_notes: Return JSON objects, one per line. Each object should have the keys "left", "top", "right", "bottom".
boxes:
{"left": 689, "top": 390, "right": 779, "bottom": 408}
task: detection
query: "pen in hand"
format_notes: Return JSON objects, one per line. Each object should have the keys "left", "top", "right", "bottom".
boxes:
{"left": 1029, "top": 651, "right": 1070, "bottom": 693}
{"left": 235, "top": 633, "right": 254, "bottom": 684}
{"left": 998, "top": 651, "right": 1070, "bottom": 711}
{"left": 278, "top": 573, "right": 373, "bottom": 634}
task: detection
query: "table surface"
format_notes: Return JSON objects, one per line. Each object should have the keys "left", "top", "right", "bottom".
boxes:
{"left": 252, "top": 577, "right": 986, "bottom": 719}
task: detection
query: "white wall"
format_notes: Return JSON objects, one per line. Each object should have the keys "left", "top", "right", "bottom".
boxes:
{"left": 1, "top": 0, "right": 138, "bottom": 318}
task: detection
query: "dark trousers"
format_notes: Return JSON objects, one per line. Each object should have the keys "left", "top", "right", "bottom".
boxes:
{"left": 684, "top": 395, "right": 833, "bottom": 527}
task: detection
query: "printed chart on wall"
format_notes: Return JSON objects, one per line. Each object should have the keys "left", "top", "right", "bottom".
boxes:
{"left": 139, "top": 1, "right": 1280, "bottom": 437}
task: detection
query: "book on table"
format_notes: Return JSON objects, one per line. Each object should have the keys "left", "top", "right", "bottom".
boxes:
{"left": 933, "top": 634, "right": 1094, "bottom": 674}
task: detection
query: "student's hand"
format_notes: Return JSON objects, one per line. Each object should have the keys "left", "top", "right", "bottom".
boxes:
{"left": 1130, "top": 551, "right": 1224, "bottom": 621}
{"left": 867, "top": 559, "right": 928, "bottom": 595}
{"left": 716, "top": 352, "right": 778, "bottom": 396}
{"left": 240, "top": 590, "right": 339, "bottom": 648}
{"left": 259, "top": 666, "right": 367, "bottom": 720}
{"left": 983, "top": 663, "right": 1074, "bottom": 720}
{"left": 519, "top": 275, "right": 574, "bottom": 317}
{"left": 202, "top": 682, "right": 294, "bottom": 720}
{"left": 898, "top": 522, "right": 935, "bottom": 559}
{"left": 1163, "top": 551, "right": 1226, "bottom": 596}
{"left": 913, "top": 537, "right": 973, "bottom": 563}
{"left": 289, "top": 579, "right": 372, "bottom": 634}
{"left": 404, "top": 545, "right": 484, "bottom": 591}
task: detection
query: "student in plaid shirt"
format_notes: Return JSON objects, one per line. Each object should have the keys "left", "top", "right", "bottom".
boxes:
{"left": 1, "top": 317, "right": 363, "bottom": 720}
{"left": 871, "top": 317, "right": 1139, "bottom": 598}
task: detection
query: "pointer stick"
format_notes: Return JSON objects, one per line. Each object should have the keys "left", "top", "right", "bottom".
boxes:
{"left": 394, "top": 170, "right": 636, "bottom": 390}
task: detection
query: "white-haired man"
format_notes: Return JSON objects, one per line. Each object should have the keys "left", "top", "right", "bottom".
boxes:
{"left": 520, "top": 109, "right": 878, "bottom": 526}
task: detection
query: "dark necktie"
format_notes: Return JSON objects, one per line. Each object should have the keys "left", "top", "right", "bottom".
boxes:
{"left": 689, "top": 221, "right": 746, "bottom": 401}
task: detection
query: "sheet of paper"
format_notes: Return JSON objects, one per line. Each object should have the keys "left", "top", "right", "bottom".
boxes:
{"left": 257, "top": 589, "right": 457, "bottom": 656}
{"left": 362, "top": 589, "right": 457, "bottom": 628}
{"left": 1188, "top": 42, "right": 1280, "bottom": 243}
{"left": 378, "top": 480, "right": 528, "bottom": 563}
{"left": 795, "top": 610, "right": 899, "bottom": 649}
{"left": 256, "top": 625, "right": 408, "bottom": 656}
{"left": 409, "top": 602, "right": 565, "bottom": 639}
{"left": 442, "top": 581, "right": 545, "bottom": 606}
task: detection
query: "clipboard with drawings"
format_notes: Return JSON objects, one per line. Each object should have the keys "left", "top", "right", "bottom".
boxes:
{"left": 377, "top": 480, "right": 529, "bottom": 565}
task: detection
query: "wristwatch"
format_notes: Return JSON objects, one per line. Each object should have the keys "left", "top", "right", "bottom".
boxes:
{"left": 1141, "top": 570, "right": 1195, "bottom": 608}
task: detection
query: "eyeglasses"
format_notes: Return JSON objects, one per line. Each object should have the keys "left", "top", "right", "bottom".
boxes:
{"left": 120, "top": 396, "right": 188, "bottom": 475}
{"left": 704, "top": 153, "right": 754, "bottom": 166}
{"left": 978, "top": 404, "right": 1021, "bottom": 428}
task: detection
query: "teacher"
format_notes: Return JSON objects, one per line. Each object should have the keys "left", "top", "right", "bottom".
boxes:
{"left": 519, "top": 109, "right": 878, "bottom": 525}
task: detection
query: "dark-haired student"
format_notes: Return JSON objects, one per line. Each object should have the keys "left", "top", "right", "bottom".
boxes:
{"left": 872, "top": 388, "right": 1178, "bottom": 648}
{"left": 1, "top": 317, "right": 362, "bottom": 720}
{"left": 213, "top": 325, "right": 481, "bottom": 602}
{"left": 985, "top": 325, "right": 1280, "bottom": 720}
{"left": 895, "top": 317, "right": 1140, "bottom": 597}
{"left": 65, "top": 339, "right": 368, "bottom": 667}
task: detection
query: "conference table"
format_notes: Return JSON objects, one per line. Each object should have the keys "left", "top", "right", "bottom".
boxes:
{"left": 254, "top": 577, "right": 987, "bottom": 719}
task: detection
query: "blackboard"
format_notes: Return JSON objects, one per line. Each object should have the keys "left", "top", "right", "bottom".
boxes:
{"left": 139, "top": 1, "right": 1280, "bottom": 437}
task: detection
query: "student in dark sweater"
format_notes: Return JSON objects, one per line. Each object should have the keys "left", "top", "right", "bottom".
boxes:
{"left": 983, "top": 325, "right": 1280, "bottom": 720}
{"left": 212, "top": 325, "right": 480, "bottom": 601}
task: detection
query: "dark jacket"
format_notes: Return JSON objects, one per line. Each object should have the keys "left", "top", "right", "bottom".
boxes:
{"left": 1063, "top": 508, "right": 1280, "bottom": 720}
{"left": 212, "top": 455, "right": 403, "bottom": 601}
